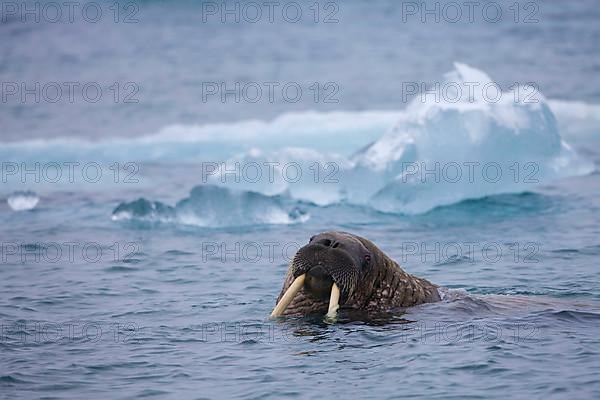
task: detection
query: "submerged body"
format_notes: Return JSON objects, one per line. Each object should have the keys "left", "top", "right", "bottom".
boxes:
{"left": 272, "top": 231, "right": 441, "bottom": 317}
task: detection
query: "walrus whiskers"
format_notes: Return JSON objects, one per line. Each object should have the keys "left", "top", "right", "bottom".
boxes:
{"left": 326, "top": 283, "right": 340, "bottom": 319}
{"left": 270, "top": 274, "right": 306, "bottom": 317}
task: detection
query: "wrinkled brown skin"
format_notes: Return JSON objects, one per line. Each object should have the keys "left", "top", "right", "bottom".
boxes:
{"left": 275, "top": 232, "right": 441, "bottom": 316}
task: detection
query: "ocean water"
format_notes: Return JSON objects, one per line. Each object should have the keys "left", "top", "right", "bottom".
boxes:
{"left": 2, "top": 0, "right": 600, "bottom": 398}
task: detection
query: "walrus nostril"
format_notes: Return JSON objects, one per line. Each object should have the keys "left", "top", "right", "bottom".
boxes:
{"left": 317, "top": 239, "right": 332, "bottom": 247}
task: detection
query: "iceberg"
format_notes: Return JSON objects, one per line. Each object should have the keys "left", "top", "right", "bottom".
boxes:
{"left": 357, "top": 63, "right": 594, "bottom": 213}
{"left": 214, "top": 63, "right": 593, "bottom": 214}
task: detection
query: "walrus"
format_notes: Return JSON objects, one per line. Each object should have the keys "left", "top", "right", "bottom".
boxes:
{"left": 271, "top": 231, "right": 441, "bottom": 318}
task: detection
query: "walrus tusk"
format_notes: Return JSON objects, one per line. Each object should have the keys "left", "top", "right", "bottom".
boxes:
{"left": 270, "top": 274, "right": 306, "bottom": 317}
{"left": 326, "top": 283, "right": 340, "bottom": 319}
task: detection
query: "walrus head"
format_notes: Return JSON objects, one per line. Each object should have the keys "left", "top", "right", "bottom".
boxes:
{"left": 271, "top": 231, "right": 441, "bottom": 318}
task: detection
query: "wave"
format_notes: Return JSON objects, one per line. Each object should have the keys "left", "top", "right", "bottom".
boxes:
{"left": 112, "top": 185, "right": 309, "bottom": 227}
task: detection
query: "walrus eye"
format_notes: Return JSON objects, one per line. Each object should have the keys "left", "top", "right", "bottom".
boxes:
{"left": 363, "top": 254, "right": 371, "bottom": 264}
{"left": 309, "top": 235, "right": 315, "bottom": 243}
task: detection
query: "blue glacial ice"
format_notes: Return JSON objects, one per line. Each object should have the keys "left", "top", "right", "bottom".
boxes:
{"left": 211, "top": 63, "right": 594, "bottom": 214}
{"left": 356, "top": 63, "right": 595, "bottom": 213}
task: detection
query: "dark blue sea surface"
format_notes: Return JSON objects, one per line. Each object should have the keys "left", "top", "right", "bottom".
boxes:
{"left": 2, "top": 0, "right": 600, "bottom": 399}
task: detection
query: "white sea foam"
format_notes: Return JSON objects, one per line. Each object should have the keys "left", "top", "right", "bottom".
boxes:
{"left": 7, "top": 191, "right": 39, "bottom": 211}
